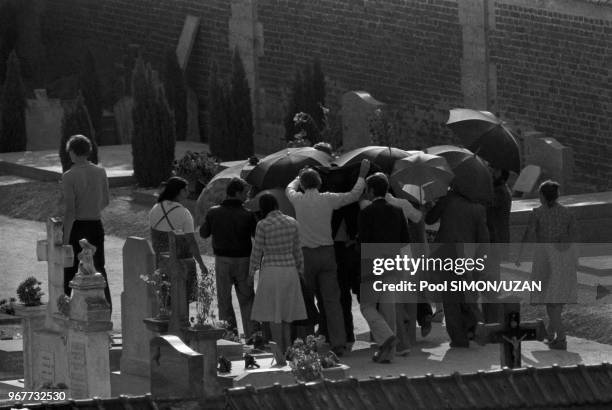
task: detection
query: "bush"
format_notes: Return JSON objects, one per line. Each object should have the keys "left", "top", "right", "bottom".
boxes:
{"left": 163, "top": 49, "right": 187, "bottom": 141}
{"left": 0, "top": 298, "right": 16, "bottom": 315}
{"left": 207, "top": 60, "right": 231, "bottom": 159}
{"left": 207, "top": 50, "right": 254, "bottom": 161}
{"left": 16, "top": 277, "right": 44, "bottom": 306}
{"left": 59, "top": 92, "right": 99, "bottom": 172}
{"left": 79, "top": 49, "right": 102, "bottom": 137}
{"left": 229, "top": 47, "right": 254, "bottom": 160}
{"left": 0, "top": 50, "right": 27, "bottom": 153}
{"left": 284, "top": 58, "right": 326, "bottom": 143}
{"left": 131, "top": 57, "right": 176, "bottom": 187}
{"left": 173, "top": 151, "right": 219, "bottom": 198}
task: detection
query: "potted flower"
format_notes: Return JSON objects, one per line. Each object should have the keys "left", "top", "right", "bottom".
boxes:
{"left": 141, "top": 269, "right": 171, "bottom": 333}
{"left": 173, "top": 151, "right": 220, "bottom": 198}
{"left": 13, "top": 277, "right": 46, "bottom": 317}
{"left": 286, "top": 335, "right": 340, "bottom": 383}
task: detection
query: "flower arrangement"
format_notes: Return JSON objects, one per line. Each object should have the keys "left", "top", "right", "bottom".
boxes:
{"left": 286, "top": 335, "right": 339, "bottom": 382}
{"left": 190, "top": 265, "right": 218, "bottom": 329}
{"left": 16, "top": 277, "right": 44, "bottom": 306}
{"left": 173, "top": 151, "right": 220, "bottom": 197}
{"left": 0, "top": 298, "right": 16, "bottom": 315}
{"left": 140, "top": 269, "right": 171, "bottom": 319}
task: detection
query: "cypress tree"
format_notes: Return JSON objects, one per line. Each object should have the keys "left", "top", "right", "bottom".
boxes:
{"left": 0, "top": 50, "right": 27, "bottom": 152}
{"left": 207, "top": 60, "right": 231, "bottom": 160}
{"left": 131, "top": 57, "right": 175, "bottom": 187}
{"left": 229, "top": 47, "right": 254, "bottom": 160}
{"left": 163, "top": 49, "right": 187, "bottom": 141}
{"left": 78, "top": 49, "right": 103, "bottom": 136}
{"left": 59, "top": 92, "right": 99, "bottom": 172}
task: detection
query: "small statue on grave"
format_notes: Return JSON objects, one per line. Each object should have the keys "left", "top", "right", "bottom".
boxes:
{"left": 77, "top": 239, "right": 97, "bottom": 275}
{"left": 244, "top": 353, "right": 260, "bottom": 370}
{"left": 217, "top": 355, "right": 232, "bottom": 373}
{"left": 502, "top": 334, "right": 527, "bottom": 368}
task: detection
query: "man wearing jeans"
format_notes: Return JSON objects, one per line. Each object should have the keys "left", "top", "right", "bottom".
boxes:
{"left": 286, "top": 159, "right": 370, "bottom": 356}
{"left": 200, "top": 178, "right": 257, "bottom": 337}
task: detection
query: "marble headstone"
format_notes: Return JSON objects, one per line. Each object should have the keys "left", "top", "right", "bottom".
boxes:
{"left": 341, "top": 91, "right": 385, "bottom": 151}
{"left": 523, "top": 131, "right": 573, "bottom": 189}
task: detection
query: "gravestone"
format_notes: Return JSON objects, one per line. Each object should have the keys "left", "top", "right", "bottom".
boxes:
{"left": 20, "top": 218, "right": 74, "bottom": 390}
{"left": 475, "top": 299, "right": 546, "bottom": 368}
{"left": 150, "top": 335, "right": 203, "bottom": 399}
{"left": 120, "top": 237, "right": 157, "bottom": 377}
{"left": 25, "top": 89, "right": 64, "bottom": 151}
{"left": 523, "top": 132, "right": 574, "bottom": 190}
{"left": 341, "top": 91, "right": 385, "bottom": 151}
{"left": 512, "top": 164, "right": 541, "bottom": 196}
{"left": 59, "top": 238, "right": 112, "bottom": 399}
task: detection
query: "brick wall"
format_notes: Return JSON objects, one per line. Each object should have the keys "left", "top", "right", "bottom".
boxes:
{"left": 490, "top": 1, "right": 612, "bottom": 189}
{"left": 256, "top": 0, "right": 463, "bottom": 152}
{"left": 42, "top": 0, "right": 232, "bottom": 139}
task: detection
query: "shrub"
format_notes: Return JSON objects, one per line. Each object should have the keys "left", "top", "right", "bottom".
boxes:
{"left": 207, "top": 60, "right": 231, "bottom": 159}
{"left": 0, "top": 50, "right": 27, "bottom": 153}
{"left": 284, "top": 58, "right": 326, "bottom": 143}
{"left": 0, "top": 297, "right": 16, "bottom": 315}
{"left": 16, "top": 277, "right": 44, "bottom": 306}
{"left": 173, "top": 151, "right": 219, "bottom": 198}
{"left": 59, "top": 92, "right": 99, "bottom": 172}
{"left": 78, "top": 49, "right": 103, "bottom": 136}
{"left": 229, "top": 47, "right": 254, "bottom": 160}
{"left": 163, "top": 49, "right": 187, "bottom": 141}
{"left": 131, "top": 57, "right": 176, "bottom": 187}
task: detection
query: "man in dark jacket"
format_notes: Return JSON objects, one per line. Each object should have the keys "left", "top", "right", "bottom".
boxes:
{"left": 200, "top": 178, "right": 257, "bottom": 337}
{"left": 425, "top": 189, "right": 489, "bottom": 348}
{"left": 358, "top": 173, "right": 410, "bottom": 363}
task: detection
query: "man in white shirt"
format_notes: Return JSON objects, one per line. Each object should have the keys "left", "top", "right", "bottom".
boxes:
{"left": 286, "top": 159, "right": 370, "bottom": 356}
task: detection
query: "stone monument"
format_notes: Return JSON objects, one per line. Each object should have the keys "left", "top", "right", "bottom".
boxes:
{"left": 25, "top": 89, "right": 64, "bottom": 151}
{"left": 522, "top": 131, "right": 574, "bottom": 190}
{"left": 341, "top": 91, "right": 385, "bottom": 151}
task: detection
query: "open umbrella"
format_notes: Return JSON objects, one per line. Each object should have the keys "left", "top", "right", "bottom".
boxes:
{"left": 246, "top": 147, "right": 332, "bottom": 190}
{"left": 333, "top": 146, "right": 417, "bottom": 175}
{"left": 195, "top": 163, "right": 252, "bottom": 225}
{"left": 425, "top": 145, "right": 493, "bottom": 203}
{"left": 389, "top": 152, "right": 454, "bottom": 204}
{"left": 446, "top": 108, "right": 521, "bottom": 173}
{"left": 245, "top": 188, "right": 295, "bottom": 218}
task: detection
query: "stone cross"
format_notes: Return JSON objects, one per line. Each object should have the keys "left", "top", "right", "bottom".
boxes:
{"left": 36, "top": 217, "right": 74, "bottom": 330}
{"left": 475, "top": 301, "right": 546, "bottom": 368}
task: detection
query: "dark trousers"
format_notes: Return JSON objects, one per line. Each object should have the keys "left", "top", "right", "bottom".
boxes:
{"left": 64, "top": 220, "right": 112, "bottom": 310}
{"left": 417, "top": 302, "right": 433, "bottom": 327}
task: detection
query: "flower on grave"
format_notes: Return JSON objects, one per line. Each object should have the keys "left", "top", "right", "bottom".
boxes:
{"left": 16, "top": 277, "right": 44, "bottom": 306}
{"left": 57, "top": 295, "right": 70, "bottom": 317}
{"left": 286, "top": 335, "right": 335, "bottom": 383}
{"left": 173, "top": 151, "right": 220, "bottom": 195}
{"left": 140, "top": 269, "right": 171, "bottom": 319}
{"left": 191, "top": 265, "right": 218, "bottom": 329}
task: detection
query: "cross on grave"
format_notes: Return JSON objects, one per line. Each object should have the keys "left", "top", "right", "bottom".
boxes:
{"left": 474, "top": 301, "right": 546, "bottom": 369}
{"left": 36, "top": 217, "right": 74, "bottom": 329}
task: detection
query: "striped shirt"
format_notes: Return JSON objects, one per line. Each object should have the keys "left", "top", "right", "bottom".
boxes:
{"left": 249, "top": 210, "right": 304, "bottom": 276}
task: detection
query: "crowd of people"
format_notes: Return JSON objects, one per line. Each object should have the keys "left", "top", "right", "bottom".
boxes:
{"left": 59, "top": 134, "right": 578, "bottom": 365}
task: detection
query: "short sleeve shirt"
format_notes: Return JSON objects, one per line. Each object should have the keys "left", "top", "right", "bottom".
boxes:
{"left": 148, "top": 201, "right": 195, "bottom": 233}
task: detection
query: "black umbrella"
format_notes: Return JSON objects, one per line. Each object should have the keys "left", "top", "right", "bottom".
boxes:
{"left": 446, "top": 108, "right": 521, "bottom": 173}
{"left": 425, "top": 145, "right": 493, "bottom": 204}
{"left": 246, "top": 147, "right": 332, "bottom": 190}
{"left": 333, "top": 146, "right": 417, "bottom": 175}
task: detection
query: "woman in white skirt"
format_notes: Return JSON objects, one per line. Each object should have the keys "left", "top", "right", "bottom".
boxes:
{"left": 516, "top": 180, "right": 577, "bottom": 350}
{"left": 249, "top": 193, "right": 307, "bottom": 354}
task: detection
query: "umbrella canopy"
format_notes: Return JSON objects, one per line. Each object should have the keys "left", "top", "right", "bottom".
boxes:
{"left": 446, "top": 108, "right": 520, "bottom": 173}
{"left": 333, "top": 146, "right": 417, "bottom": 175}
{"left": 196, "top": 163, "right": 251, "bottom": 225}
{"left": 246, "top": 147, "right": 332, "bottom": 190}
{"left": 390, "top": 152, "right": 454, "bottom": 204}
{"left": 245, "top": 188, "right": 295, "bottom": 218}
{"left": 425, "top": 145, "right": 493, "bottom": 203}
